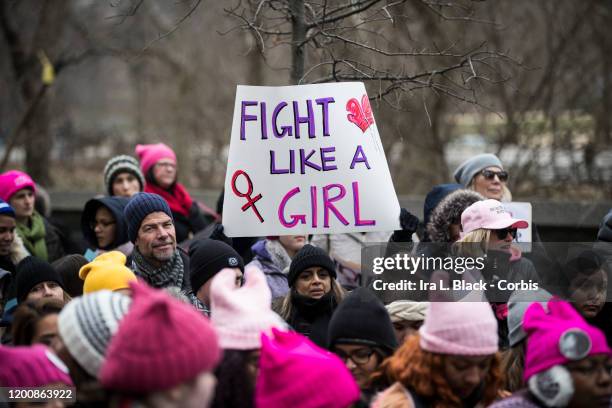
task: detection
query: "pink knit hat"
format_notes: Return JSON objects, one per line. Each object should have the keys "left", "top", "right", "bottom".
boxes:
{"left": 255, "top": 328, "right": 360, "bottom": 408}
{"left": 419, "top": 302, "right": 498, "bottom": 355}
{"left": 461, "top": 199, "right": 528, "bottom": 236}
{"left": 135, "top": 143, "right": 177, "bottom": 175}
{"left": 99, "top": 281, "right": 221, "bottom": 393}
{"left": 210, "top": 266, "right": 286, "bottom": 350}
{"left": 0, "top": 344, "right": 73, "bottom": 387}
{"left": 0, "top": 170, "right": 36, "bottom": 202}
{"left": 523, "top": 300, "right": 611, "bottom": 381}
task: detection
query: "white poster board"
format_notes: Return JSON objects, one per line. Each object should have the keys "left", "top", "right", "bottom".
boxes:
{"left": 223, "top": 82, "right": 401, "bottom": 237}
{"left": 503, "top": 202, "right": 533, "bottom": 246}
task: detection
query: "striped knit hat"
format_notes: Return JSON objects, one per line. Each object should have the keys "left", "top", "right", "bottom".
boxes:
{"left": 57, "top": 290, "right": 131, "bottom": 378}
{"left": 103, "top": 155, "right": 145, "bottom": 196}
{"left": 124, "top": 192, "right": 173, "bottom": 243}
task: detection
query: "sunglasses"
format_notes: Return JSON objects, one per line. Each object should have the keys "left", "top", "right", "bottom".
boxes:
{"left": 494, "top": 228, "right": 517, "bottom": 240}
{"left": 481, "top": 169, "right": 509, "bottom": 182}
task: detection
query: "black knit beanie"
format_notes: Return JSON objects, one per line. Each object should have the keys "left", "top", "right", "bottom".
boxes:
{"left": 189, "top": 238, "right": 244, "bottom": 292}
{"left": 288, "top": 244, "right": 336, "bottom": 287}
{"left": 124, "top": 192, "right": 173, "bottom": 243}
{"left": 327, "top": 287, "right": 398, "bottom": 355}
{"left": 16, "top": 256, "right": 65, "bottom": 303}
{"left": 52, "top": 254, "right": 87, "bottom": 297}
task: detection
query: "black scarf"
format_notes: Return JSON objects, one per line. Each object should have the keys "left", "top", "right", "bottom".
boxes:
{"left": 290, "top": 290, "right": 337, "bottom": 347}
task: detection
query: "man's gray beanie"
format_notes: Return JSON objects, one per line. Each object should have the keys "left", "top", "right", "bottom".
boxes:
{"left": 453, "top": 153, "right": 503, "bottom": 187}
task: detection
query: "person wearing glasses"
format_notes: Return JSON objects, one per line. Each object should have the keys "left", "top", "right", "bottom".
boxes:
{"left": 328, "top": 287, "right": 398, "bottom": 406}
{"left": 135, "top": 143, "right": 216, "bottom": 243}
{"left": 81, "top": 196, "right": 132, "bottom": 261}
{"left": 455, "top": 199, "right": 539, "bottom": 347}
{"left": 454, "top": 153, "right": 512, "bottom": 202}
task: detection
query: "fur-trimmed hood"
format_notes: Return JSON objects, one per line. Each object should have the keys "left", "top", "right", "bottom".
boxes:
{"left": 9, "top": 233, "right": 29, "bottom": 265}
{"left": 427, "top": 189, "right": 484, "bottom": 243}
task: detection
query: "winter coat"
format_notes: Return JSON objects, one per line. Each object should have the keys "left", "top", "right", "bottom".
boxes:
{"left": 488, "top": 389, "right": 545, "bottom": 408}
{"left": 42, "top": 218, "right": 67, "bottom": 262}
{"left": 173, "top": 201, "right": 214, "bottom": 244}
{"left": 247, "top": 240, "right": 290, "bottom": 299}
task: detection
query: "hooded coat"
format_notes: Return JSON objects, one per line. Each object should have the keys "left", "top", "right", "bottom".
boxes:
{"left": 81, "top": 196, "right": 132, "bottom": 260}
{"left": 426, "top": 189, "right": 484, "bottom": 243}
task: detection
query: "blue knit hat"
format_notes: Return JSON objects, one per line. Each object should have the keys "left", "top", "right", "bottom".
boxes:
{"left": 0, "top": 199, "right": 15, "bottom": 218}
{"left": 124, "top": 193, "right": 173, "bottom": 243}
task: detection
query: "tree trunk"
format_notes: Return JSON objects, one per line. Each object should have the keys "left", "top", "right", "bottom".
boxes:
{"left": 289, "top": 0, "right": 305, "bottom": 84}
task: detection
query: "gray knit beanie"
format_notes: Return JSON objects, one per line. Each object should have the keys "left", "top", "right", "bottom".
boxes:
{"left": 453, "top": 154, "right": 503, "bottom": 187}
{"left": 57, "top": 290, "right": 131, "bottom": 378}
{"left": 103, "top": 155, "right": 145, "bottom": 196}
{"left": 507, "top": 289, "right": 552, "bottom": 347}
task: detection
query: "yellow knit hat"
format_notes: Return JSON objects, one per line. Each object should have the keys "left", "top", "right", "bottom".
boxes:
{"left": 79, "top": 251, "right": 137, "bottom": 294}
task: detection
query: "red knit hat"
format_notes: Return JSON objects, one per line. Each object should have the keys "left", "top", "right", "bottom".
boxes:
{"left": 99, "top": 281, "right": 221, "bottom": 393}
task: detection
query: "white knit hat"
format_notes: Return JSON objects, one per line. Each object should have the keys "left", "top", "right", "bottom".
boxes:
{"left": 58, "top": 290, "right": 131, "bottom": 378}
{"left": 210, "top": 266, "right": 286, "bottom": 350}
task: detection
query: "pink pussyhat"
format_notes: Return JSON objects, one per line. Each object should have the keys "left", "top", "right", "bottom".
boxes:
{"left": 100, "top": 280, "right": 221, "bottom": 393}
{"left": 523, "top": 300, "right": 612, "bottom": 381}
{"left": 255, "top": 328, "right": 360, "bottom": 408}
{"left": 0, "top": 344, "right": 73, "bottom": 387}
{"left": 210, "top": 265, "right": 287, "bottom": 350}
{"left": 419, "top": 301, "right": 498, "bottom": 356}
{"left": 0, "top": 170, "right": 36, "bottom": 202}
{"left": 461, "top": 199, "right": 528, "bottom": 237}
{"left": 135, "top": 143, "right": 177, "bottom": 175}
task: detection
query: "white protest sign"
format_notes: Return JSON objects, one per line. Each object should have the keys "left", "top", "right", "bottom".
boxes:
{"left": 223, "top": 82, "right": 401, "bottom": 237}
{"left": 503, "top": 202, "right": 532, "bottom": 247}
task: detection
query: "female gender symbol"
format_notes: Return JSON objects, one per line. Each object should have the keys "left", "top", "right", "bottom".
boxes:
{"left": 231, "top": 170, "right": 264, "bottom": 223}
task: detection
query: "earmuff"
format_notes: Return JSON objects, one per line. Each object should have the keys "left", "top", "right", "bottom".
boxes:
{"left": 528, "top": 365, "right": 574, "bottom": 407}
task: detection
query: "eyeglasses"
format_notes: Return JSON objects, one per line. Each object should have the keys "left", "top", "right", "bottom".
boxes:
{"left": 494, "top": 228, "right": 517, "bottom": 240}
{"left": 480, "top": 169, "right": 509, "bottom": 182}
{"left": 334, "top": 347, "right": 376, "bottom": 366}
{"left": 155, "top": 162, "right": 176, "bottom": 169}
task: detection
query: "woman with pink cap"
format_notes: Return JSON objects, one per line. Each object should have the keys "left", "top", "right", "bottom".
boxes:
{"left": 454, "top": 199, "right": 539, "bottom": 347}
{"left": 135, "top": 143, "right": 216, "bottom": 243}
{"left": 372, "top": 301, "right": 503, "bottom": 407}
{"left": 0, "top": 170, "right": 66, "bottom": 262}
{"left": 490, "top": 299, "right": 612, "bottom": 408}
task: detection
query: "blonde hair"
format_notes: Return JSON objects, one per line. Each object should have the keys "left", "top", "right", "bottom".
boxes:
{"left": 453, "top": 229, "right": 490, "bottom": 258}
{"left": 278, "top": 279, "right": 346, "bottom": 321}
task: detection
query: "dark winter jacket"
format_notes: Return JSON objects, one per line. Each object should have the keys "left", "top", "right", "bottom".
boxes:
{"left": 173, "top": 202, "right": 214, "bottom": 244}
{"left": 42, "top": 218, "right": 67, "bottom": 263}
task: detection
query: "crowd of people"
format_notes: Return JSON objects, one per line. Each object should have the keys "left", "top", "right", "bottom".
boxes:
{"left": 0, "top": 145, "right": 611, "bottom": 408}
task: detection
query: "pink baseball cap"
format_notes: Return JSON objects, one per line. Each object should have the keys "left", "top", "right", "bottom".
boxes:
{"left": 0, "top": 170, "right": 36, "bottom": 202}
{"left": 135, "top": 143, "right": 177, "bottom": 175}
{"left": 461, "top": 199, "right": 528, "bottom": 236}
